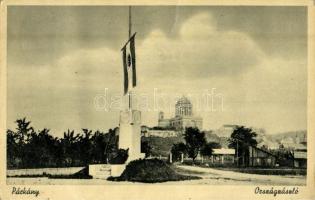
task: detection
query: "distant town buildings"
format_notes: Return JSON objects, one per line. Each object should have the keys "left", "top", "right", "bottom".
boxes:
{"left": 280, "top": 134, "right": 307, "bottom": 149}
{"left": 257, "top": 140, "right": 279, "bottom": 150}
{"left": 280, "top": 137, "right": 295, "bottom": 149}
{"left": 141, "top": 95, "right": 307, "bottom": 169}
{"left": 279, "top": 134, "right": 307, "bottom": 168}
{"left": 158, "top": 96, "right": 203, "bottom": 131}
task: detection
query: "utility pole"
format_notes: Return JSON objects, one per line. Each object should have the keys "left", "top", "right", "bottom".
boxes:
{"left": 236, "top": 139, "right": 239, "bottom": 167}
{"left": 129, "top": 6, "right": 132, "bottom": 38}
{"left": 169, "top": 152, "right": 172, "bottom": 163}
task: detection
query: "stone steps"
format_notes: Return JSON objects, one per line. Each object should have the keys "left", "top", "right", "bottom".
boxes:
{"left": 89, "top": 164, "right": 111, "bottom": 179}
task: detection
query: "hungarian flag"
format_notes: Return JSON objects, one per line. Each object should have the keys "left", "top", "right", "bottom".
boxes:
{"left": 122, "top": 33, "right": 136, "bottom": 95}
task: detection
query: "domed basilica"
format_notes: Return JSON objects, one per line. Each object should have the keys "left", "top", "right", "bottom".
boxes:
{"left": 158, "top": 96, "right": 203, "bottom": 131}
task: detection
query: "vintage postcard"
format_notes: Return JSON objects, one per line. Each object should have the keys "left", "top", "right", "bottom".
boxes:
{"left": 0, "top": 0, "right": 314, "bottom": 200}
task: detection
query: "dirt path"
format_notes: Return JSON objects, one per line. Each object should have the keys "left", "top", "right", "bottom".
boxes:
{"left": 6, "top": 165, "right": 306, "bottom": 185}
{"left": 175, "top": 165, "right": 306, "bottom": 185}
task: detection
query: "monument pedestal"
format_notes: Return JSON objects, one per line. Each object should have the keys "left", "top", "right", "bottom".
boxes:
{"left": 119, "top": 109, "right": 144, "bottom": 162}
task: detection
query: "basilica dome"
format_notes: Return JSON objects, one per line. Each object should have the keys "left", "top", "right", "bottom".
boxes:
{"left": 175, "top": 96, "right": 192, "bottom": 117}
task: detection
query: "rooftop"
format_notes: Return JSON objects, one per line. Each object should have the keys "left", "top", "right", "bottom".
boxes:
{"left": 213, "top": 148, "right": 235, "bottom": 155}
{"left": 294, "top": 151, "right": 307, "bottom": 159}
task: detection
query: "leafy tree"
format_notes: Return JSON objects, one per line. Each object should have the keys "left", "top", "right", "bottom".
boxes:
{"left": 26, "top": 128, "right": 58, "bottom": 167}
{"left": 228, "top": 126, "right": 257, "bottom": 167}
{"left": 6, "top": 118, "right": 123, "bottom": 168}
{"left": 141, "top": 141, "right": 152, "bottom": 158}
{"left": 184, "top": 127, "right": 206, "bottom": 163}
{"left": 12, "top": 118, "right": 36, "bottom": 168}
{"left": 171, "top": 142, "right": 187, "bottom": 162}
{"left": 61, "top": 129, "right": 80, "bottom": 166}
{"left": 90, "top": 130, "right": 107, "bottom": 164}
{"left": 15, "top": 118, "right": 35, "bottom": 143}
{"left": 7, "top": 129, "right": 19, "bottom": 168}
{"left": 272, "top": 148, "right": 294, "bottom": 167}
{"left": 108, "top": 148, "right": 129, "bottom": 164}
{"left": 200, "top": 142, "right": 221, "bottom": 157}
{"left": 104, "top": 128, "right": 119, "bottom": 159}
{"left": 79, "top": 129, "right": 93, "bottom": 165}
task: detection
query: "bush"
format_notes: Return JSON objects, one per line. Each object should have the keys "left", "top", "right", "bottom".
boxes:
{"left": 108, "top": 158, "right": 201, "bottom": 183}
{"left": 108, "top": 149, "right": 129, "bottom": 164}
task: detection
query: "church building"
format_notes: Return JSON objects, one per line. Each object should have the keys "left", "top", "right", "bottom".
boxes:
{"left": 158, "top": 96, "right": 203, "bottom": 131}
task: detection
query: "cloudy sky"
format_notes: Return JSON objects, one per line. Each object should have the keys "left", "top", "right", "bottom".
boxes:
{"left": 7, "top": 6, "right": 307, "bottom": 137}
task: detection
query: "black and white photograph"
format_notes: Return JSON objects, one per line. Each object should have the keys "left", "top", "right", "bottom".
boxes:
{"left": 2, "top": 3, "right": 313, "bottom": 192}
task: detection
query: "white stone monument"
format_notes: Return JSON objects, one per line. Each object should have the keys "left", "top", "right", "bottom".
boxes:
{"left": 118, "top": 6, "right": 144, "bottom": 163}
{"left": 119, "top": 109, "right": 142, "bottom": 162}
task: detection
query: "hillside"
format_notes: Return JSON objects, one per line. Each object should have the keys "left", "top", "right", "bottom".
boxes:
{"left": 141, "top": 136, "right": 184, "bottom": 157}
{"left": 142, "top": 131, "right": 230, "bottom": 157}
{"left": 267, "top": 130, "right": 307, "bottom": 143}
{"left": 204, "top": 130, "right": 229, "bottom": 147}
{"left": 140, "top": 129, "right": 307, "bottom": 156}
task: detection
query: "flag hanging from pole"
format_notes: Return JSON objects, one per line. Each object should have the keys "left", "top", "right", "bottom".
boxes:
{"left": 122, "top": 33, "right": 137, "bottom": 95}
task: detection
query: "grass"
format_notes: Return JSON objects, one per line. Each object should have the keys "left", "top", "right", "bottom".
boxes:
{"left": 108, "top": 158, "right": 201, "bottom": 183}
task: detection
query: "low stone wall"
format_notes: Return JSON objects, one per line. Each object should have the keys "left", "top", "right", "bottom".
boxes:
{"left": 7, "top": 167, "right": 84, "bottom": 177}
{"left": 88, "top": 164, "right": 126, "bottom": 179}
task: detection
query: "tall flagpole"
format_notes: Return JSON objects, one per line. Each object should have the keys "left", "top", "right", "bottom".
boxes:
{"left": 129, "top": 6, "right": 132, "bottom": 38}
{"left": 119, "top": 5, "right": 141, "bottom": 164}
{"left": 128, "top": 6, "right": 132, "bottom": 110}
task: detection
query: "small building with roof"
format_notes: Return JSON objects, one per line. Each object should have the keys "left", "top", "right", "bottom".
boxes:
{"left": 247, "top": 146, "right": 277, "bottom": 167}
{"left": 211, "top": 148, "right": 235, "bottom": 164}
{"left": 293, "top": 144, "right": 307, "bottom": 168}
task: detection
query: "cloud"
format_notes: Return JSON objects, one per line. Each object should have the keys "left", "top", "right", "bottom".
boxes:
{"left": 7, "top": 12, "right": 306, "bottom": 136}
{"left": 7, "top": 12, "right": 275, "bottom": 92}
{"left": 137, "top": 13, "right": 265, "bottom": 82}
